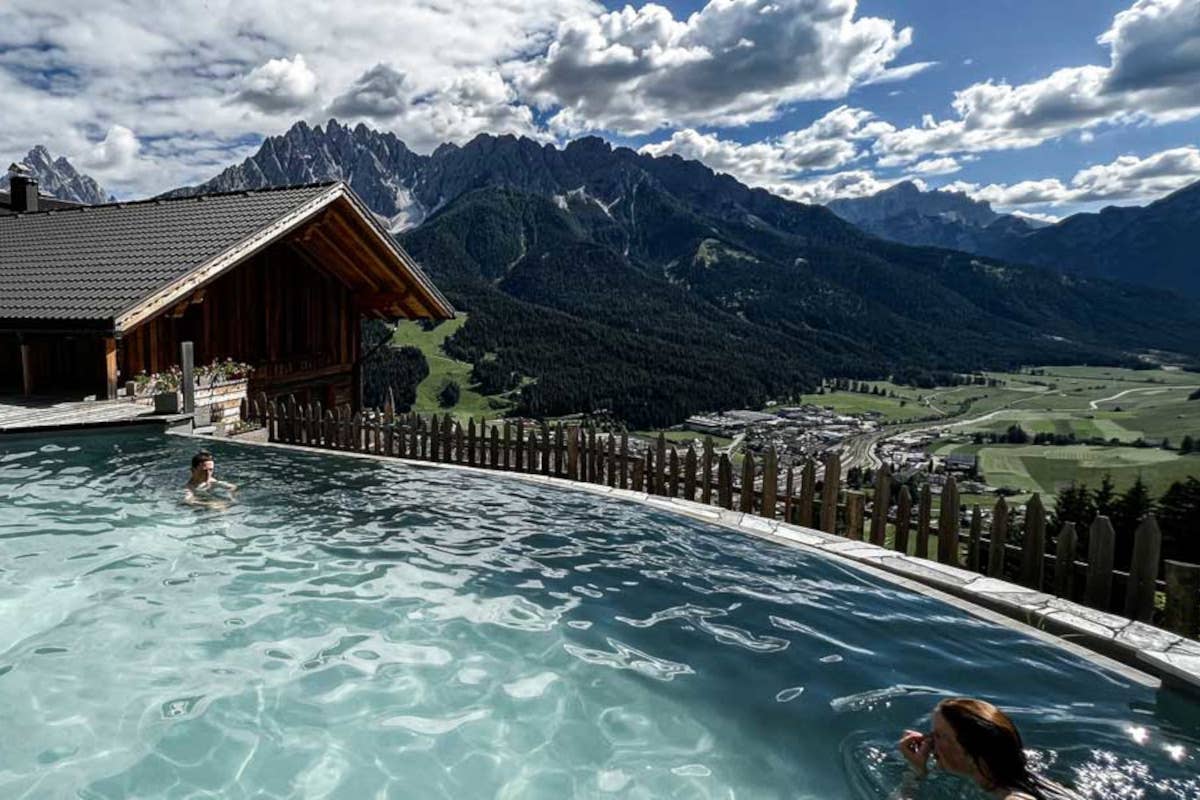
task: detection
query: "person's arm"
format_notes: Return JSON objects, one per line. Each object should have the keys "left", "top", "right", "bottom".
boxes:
{"left": 216, "top": 479, "right": 238, "bottom": 493}
{"left": 889, "top": 730, "right": 933, "bottom": 799}
{"left": 183, "top": 485, "right": 228, "bottom": 510}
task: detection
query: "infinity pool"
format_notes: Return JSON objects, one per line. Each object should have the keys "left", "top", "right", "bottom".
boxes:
{"left": 1, "top": 432, "right": 1198, "bottom": 799}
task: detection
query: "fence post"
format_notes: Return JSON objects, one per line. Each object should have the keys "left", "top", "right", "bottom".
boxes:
{"left": 514, "top": 420, "right": 525, "bottom": 472}
{"left": 916, "top": 484, "right": 932, "bottom": 559}
{"left": 820, "top": 453, "right": 840, "bottom": 534}
{"left": 1125, "top": 515, "right": 1163, "bottom": 623}
{"left": 684, "top": 446, "right": 697, "bottom": 501}
{"left": 632, "top": 457, "right": 645, "bottom": 492}
{"left": 1054, "top": 522, "right": 1077, "bottom": 600}
{"left": 488, "top": 426, "right": 499, "bottom": 468}
{"left": 644, "top": 448, "right": 654, "bottom": 494}
{"left": 1085, "top": 516, "right": 1116, "bottom": 611}
{"left": 1020, "top": 494, "right": 1046, "bottom": 590}
{"left": 619, "top": 433, "right": 629, "bottom": 489}
{"left": 527, "top": 430, "right": 538, "bottom": 473}
{"left": 966, "top": 506, "right": 982, "bottom": 572}
{"left": 799, "top": 460, "right": 816, "bottom": 528}
{"left": 895, "top": 485, "right": 912, "bottom": 554}
{"left": 701, "top": 437, "right": 714, "bottom": 505}
{"left": 500, "top": 422, "right": 511, "bottom": 470}
{"left": 739, "top": 452, "right": 755, "bottom": 513}
{"left": 655, "top": 434, "right": 667, "bottom": 495}
{"left": 555, "top": 423, "right": 566, "bottom": 477}
{"left": 428, "top": 414, "right": 442, "bottom": 462}
{"left": 762, "top": 448, "right": 778, "bottom": 519}
{"left": 845, "top": 492, "right": 865, "bottom": 540}
{"left": 1163, "top": 561, "right": 1200, "bottom": 638}
{"left": 668, "top": 449, "right": 680, "bottom": 497}
{"left": 554, "top": 429, "right": 564, "bottom": 479}
{"left": 718, "top": 454, "right": 733, "bottom": 510}
{"left": 466, "top": 419, "right": 477, "bottom": 466}
{"left": 287, "top": 395, "right": 299, "bottom": 443}
{"left": 783, "top": 467, "right": 795, "bottom": 524}
{"left": 869, "top": 464, "right": 891, "bottom": 546}
{"left": 988, "top": 498, "right": 1009, "bottom": 578}
{"left": 937, "top": 475, "right": 960, "bottom": 566}
{"left": 180, "top": 341, "right": 195, "bottom": 414}
{"left": 567, "top": 426, "right": 578, "bottom": 479}
{"left": 454, "top": 422, "right": 465, "bottom": 465}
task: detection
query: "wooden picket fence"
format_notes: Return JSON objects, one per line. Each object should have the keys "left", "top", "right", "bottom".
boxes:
{"left": 242, "top": 393, "right": 1200, "bottom": 640}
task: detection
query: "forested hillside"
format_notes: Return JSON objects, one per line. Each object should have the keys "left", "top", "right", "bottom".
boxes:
{"left": 167, "top": 120, "right": 1200, "bottom": 426}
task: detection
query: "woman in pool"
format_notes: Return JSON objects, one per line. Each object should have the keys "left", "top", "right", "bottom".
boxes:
{"left": 895, "top": 697, "right": 1082, "bottom": 799}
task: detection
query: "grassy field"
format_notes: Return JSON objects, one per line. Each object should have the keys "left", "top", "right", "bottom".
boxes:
{"left": 390, "top": 316, "right": 516, "bottom": 420}
{"left": 633, "top": 429, "right": 735, "bottom": 448}
{"left": 936, "top": 439, "right": 1200, "bottom": 498}
{"left": 794, "top": 384, "right": 931, "bottom": 422}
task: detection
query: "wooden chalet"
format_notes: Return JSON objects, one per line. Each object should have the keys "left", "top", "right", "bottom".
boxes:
{"left": 0, "top": 173, "right": 453, "bottom": 409}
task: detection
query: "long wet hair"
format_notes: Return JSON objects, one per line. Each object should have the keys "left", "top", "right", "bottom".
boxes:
{"left": 936, "top": 698, "right": 1082, "bottom": 800}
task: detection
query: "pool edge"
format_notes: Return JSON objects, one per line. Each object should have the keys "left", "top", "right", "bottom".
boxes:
{"left": 202, "top": 432, "right": 1200, "bottom": 697}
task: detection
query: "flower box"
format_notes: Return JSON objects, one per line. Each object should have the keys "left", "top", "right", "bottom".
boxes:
{"left": 153, "top": 391, "right": 181, "bottom": 414}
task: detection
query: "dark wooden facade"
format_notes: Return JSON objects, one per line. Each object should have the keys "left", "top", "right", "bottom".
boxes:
{"left": 120, "top": 240, "right": 361, "bottom": 408}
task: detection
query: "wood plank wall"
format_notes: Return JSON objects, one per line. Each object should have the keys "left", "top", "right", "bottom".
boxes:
{"left": 119, "top": 242, "right": 359, "bottom": 404}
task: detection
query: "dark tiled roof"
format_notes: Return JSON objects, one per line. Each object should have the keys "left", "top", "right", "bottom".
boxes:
{"left": 0, "top": 183, "right": 336, "bottom": 322}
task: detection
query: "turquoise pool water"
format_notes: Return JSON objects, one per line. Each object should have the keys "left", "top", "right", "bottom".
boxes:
{"left": 1, "top": 433, "right": 1198, "bottom": 799}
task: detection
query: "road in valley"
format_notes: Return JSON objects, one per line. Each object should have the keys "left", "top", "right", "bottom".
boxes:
{"left": 1088, "top": 385, "right": 1199, "bottom": 410}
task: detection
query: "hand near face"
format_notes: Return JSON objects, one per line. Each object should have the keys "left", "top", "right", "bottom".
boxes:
{"left": 898, "top": 729, "right": 934, "bottom": 776}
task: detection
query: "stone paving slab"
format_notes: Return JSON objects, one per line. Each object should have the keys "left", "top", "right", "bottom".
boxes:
{"left": 210, "top": 433, "right": 1200, "bottom": 696}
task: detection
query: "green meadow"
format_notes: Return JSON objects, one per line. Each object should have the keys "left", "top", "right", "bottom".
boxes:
{"left": 390, "top": 315, "right": 517, "bottom": 421}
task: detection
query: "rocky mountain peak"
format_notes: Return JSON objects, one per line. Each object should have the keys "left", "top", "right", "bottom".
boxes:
{"left": 2, "top": 146, "right": 110, "bottom": 205}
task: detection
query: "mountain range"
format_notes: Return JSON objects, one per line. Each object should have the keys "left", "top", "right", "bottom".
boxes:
{"left": 9, "top": 122, "right": 1200, "bottom": 425}
{"left": 1, "top": 145, "right": 111, "bottom": 205}
{"left": 829, "top": 180, "right": 1200, "bottom": 296}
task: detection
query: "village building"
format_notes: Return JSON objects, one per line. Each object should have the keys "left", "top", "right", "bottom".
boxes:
{"left": 0, "top": 169, "right": 453, "bottom": 410}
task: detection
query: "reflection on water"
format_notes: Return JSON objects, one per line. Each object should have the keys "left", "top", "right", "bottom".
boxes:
{"left": 0, "top": 432, "right": 1198, "bottom": 799}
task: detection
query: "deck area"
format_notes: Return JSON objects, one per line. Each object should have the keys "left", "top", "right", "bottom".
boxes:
{"left": 0, "top": 395, "right": 189, "bottom": 434}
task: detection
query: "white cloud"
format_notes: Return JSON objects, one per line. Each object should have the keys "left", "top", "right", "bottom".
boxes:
{"left": 639, "top": 105, "right": 889, "bottom": 184}
{"left": 235, "top": 54, "right": 318, "bottom": 113}
{"left": 946, "top": 145, "right": 1200, "bottom": 208}
{"left": 774, "top": 170, "right": 920, "bottom": 204}
{"left": 907, "top": 156, "right": 960, "bottom": 175}
{"left": 79, "top": 124, "right": 140, "bottom": 171}
{"left": 516, "top": 0, "right": 930, "bottom": 134}
{"left": 0, "top": 0, "right": 600, "bottom": 195}
{"left": 875, "top": 0, "right": 1200, "bottom": 163}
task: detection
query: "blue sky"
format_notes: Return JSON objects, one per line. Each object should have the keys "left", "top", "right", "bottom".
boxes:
{"left": 1, "top": 0, "right": 1197, "bottom": 218}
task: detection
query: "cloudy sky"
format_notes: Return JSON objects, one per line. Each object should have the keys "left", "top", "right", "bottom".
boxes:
{"left": 2, "top": 0, "right": 1198, "bottom": 219}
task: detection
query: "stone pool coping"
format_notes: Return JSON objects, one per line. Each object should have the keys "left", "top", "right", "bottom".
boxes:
{"left": 206, "top": 433, "right": 1200, "bottom": 696}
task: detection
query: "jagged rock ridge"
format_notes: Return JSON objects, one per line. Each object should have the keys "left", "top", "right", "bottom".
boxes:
{"left": 1, "top": 146, "right": 111, "bottom": 205}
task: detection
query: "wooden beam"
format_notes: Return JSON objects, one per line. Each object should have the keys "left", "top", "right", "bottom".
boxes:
{"left": 103, "top": 337, "right": 118, "bottom": 400}
{"left": 324, "top": 207, "right": 400, "bottom": 287}
{"left": 20, "top": 342, "right": 33, "bottom": 396}
{"left": 306, "top": 224, "right": 383, "bottom": 292}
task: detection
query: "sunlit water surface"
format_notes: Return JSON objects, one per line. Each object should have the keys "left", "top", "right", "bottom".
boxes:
{"left": 1, "top": 433, "right": 1198, "bottom": 799}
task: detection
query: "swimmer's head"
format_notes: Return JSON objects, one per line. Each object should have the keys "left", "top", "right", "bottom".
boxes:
{"left": 191, "top": 450, "right": 214, "bottom": 482}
